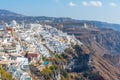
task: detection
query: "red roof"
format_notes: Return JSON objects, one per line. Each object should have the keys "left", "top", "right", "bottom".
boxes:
{"left": 27, "top": 53, "right": 38, "bottom": 59}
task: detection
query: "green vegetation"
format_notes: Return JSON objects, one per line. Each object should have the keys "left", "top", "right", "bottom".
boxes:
{"left": 41, "top": 65, "right": 55, "bottom": 75}
{"left": 60, "top": 69, "right": 68, "bottom": 78}
{"left": 61, "top": 53, "right": 68, "bottom": 59}
{"left": 41, "top": 67, "right": 52, "bottom": 79}
{"left": 40, "top": 66, "right": 56, "bottom": 80}
{"left": 41, "top": 67, "right": 52, "bottom": 75}
{"left": 49, "top": 65, "right": 55, "bottom": 71}
{"left": 0, "top": 66, "right": 13, "bottom": 80}
{"left": 42, "top": 57, "right": 47, "bottom": 61}
{"left": 55, "top": 54, "right": 63, "bottom": 59}
{"left": 73, "top": 44, "right": 83, "bottom": 54}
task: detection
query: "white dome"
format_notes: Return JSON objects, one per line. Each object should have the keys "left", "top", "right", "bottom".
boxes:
{"left": 10, "top": 20, "right": 17, "bottom": 27}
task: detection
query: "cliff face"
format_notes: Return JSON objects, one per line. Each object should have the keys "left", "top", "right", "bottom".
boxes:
{"left": 63, "top": 27, "right": 120, "bottom": 66}
{"left": 59, "top": 27, "right": 120, "bottom": 79}
{"left": 91, "top": 53, "right": 120, "bottom": 80}
{"left": 103, "top": 54, "right": 120, "bottom": 69}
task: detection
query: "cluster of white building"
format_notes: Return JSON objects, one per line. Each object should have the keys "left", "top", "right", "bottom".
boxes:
{"left": 0, "top": 21, "right": 32, "bottom": 80}
{"left": 0, "top": 20, "right": 83, "bottom": 80}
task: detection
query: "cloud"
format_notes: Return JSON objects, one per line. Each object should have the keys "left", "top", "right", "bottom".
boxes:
{"left": 82, "top": 1, "right": 102, "bottom": 7}
{"left": 82, "top": 1, "right": 89, "bottom": 6}
{"left": 109, "top": 2, "right": 117, "bottom": 7}
{"left": 69, "top": 2, "right": 76, "bottom": 7}
{"left": 90, "top": 1, "right": 102, "bottom": 7}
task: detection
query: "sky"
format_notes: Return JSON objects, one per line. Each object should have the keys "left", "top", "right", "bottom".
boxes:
{"left": 0, "top": 0, "right": 120, "bottom": 24}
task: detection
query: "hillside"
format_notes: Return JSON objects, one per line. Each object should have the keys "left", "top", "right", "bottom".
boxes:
{"left": 0, "top": 9, "right": 120, "bottom": 80}
{"left": 62, "top": 26, "right": 120, "bottom": 69}
{"left": 0, "top": 9, "right": 24, "bottom": 17}
{"left": 0, "top": 9, "right": 120, "bottom": 31}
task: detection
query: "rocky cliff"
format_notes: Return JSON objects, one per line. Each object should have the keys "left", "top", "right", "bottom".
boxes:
{"left": 58, "top": 26, "right": 120, "bottom": 80}
{"left": 62, "top": 27, "right": 120, "bottom": 66}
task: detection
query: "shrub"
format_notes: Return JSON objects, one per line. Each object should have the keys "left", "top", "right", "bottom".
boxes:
{"left": 42, "top": 57, "right": 47, "bottom": 61}
{"left": 73, "top": 44, "right": 83, "bottom": 54}
{"left": 49, "top": 65, "right": 54, "bottom": 71}
{"left": 60, "top": 69, "right": 68, "bottom": 78}
{"left": 0, "top": 67, "right": 12, "bottom": 80}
